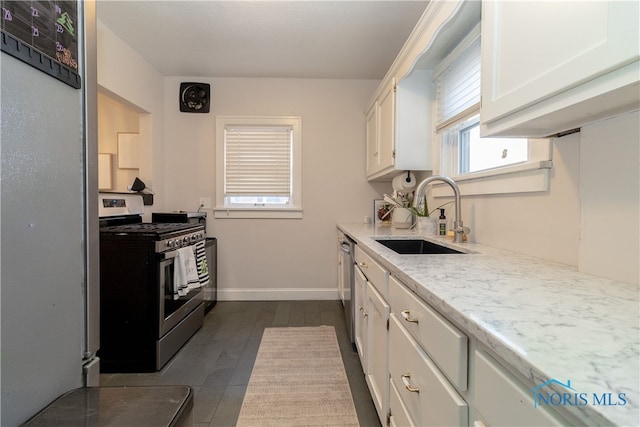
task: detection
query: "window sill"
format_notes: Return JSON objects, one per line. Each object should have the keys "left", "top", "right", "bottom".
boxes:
{"left": 213, "top": 207, "right": 303, "bottom": 219}
{"left": 433, "top": 161, "right": 553, "bottom": 197}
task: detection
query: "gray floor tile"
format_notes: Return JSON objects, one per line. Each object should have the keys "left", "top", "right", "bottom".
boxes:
{"left": 99, "top": 301, "right": 379, "bottom": 427}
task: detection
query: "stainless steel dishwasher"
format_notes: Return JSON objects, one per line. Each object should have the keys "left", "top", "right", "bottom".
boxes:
{"left": 338, "top": 232, "right": 355, "bottom": 345}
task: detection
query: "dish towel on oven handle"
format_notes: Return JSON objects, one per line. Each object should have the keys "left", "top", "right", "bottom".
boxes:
{"left": 195, "top": 240, "right": 210, "bottom": 287}
{"left": 173, "top": 246, "right": 199, "bottom": 299}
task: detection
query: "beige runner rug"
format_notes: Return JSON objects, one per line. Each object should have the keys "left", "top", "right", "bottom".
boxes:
{"left": 236, "top": 326, "right": 359, "bottom": 427}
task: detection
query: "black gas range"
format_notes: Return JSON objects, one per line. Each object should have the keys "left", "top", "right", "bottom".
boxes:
{"left": 98, "top": 193, "right": 206, "bottom": 372}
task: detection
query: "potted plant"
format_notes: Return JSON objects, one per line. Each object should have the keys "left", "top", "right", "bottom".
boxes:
{"left": 408, "top": 194, "right": 436, "bottom": 234}
{"left": 409, "top": 196, "right": 452, "bottom": 235}
{"left": 385, "top": 192, "right": 414, "bottom": 229}
{"left": 408, "top": 194, "right": 430, "bottom": 217}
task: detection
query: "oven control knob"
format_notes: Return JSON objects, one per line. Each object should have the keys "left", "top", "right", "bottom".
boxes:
{"left": 183, "top": 236, "right": 190, "bottom": 244}
{"left": 174, "top": 239, "right": 181, "bottom": 248}
{"left": 167, "top": 240, "right": 174, "bottom": 249}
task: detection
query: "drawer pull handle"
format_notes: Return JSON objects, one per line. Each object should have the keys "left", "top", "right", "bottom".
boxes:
{"left": 401, "top": 309, "right": 419, "bottom": 323}
{"left": 401, "top": 373, "right": 419, "bottom": 393}
{"left": 359, "top": 306, "right": 364, "bottom": 312}
{"left": 358, "top": 262, "right": 368, "bottom": 269}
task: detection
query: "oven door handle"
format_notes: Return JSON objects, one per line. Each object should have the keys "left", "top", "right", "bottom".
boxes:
{"left": 161, "top": 244, "right": 197, "bottom": 260}
{"left": 160, "top": 249, "right": 179, "bottom": 260}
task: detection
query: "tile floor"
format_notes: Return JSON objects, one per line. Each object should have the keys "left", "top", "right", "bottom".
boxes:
{"left": 100, "top": 300, "right": 380, "bottom": 427}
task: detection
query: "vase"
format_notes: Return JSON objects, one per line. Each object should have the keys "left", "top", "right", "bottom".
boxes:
{"left": 416, "top": 216, "right": 437, "bottom": 235}
{"left": 391, "top": 208, "right": 414, "bottom": 229}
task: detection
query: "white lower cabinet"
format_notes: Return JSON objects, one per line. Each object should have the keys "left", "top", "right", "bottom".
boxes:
{"left": 354, "top": 265, "right": 367, "bottom": 371}
{"left": 366, "top": 282, "right": 390, "bottom": 426}
{"left": 473, "top": 350, "right": 567, "bottom": 427}
{"left": 389, "top": 314, "right": 468, "bottom": 426}
{"left": 345, "top": 244, "right": 577, "bottom": 427}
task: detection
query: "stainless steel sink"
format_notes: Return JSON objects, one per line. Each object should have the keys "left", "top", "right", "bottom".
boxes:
{"left": 374, "top": 239, "right": 465, "bottom": 254}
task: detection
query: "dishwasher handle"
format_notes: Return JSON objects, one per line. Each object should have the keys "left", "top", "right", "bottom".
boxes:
{"left": 339, "top": 240, "right": 352, "bottom": 254}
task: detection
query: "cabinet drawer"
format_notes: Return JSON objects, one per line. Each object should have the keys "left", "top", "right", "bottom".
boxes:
{"left": 390, "top": 376, "right": 415, "bottom": 427}
{"left": 355, "top": 246, "right": 389, "bottom": 297}
{"left": 389, "top": 276, "right": 468, "bottom": 390}
{"left": 389, "top": 314, "right": 468, "bottom": 427}
{"left": 474, "top": 350, "right": 565, "bottom": 426}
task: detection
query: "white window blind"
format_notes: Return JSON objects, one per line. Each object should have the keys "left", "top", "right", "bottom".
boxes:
{"left": 224, "top": 126, "right": 292, "bottom": 197}
{"left": 434, "top": 29, "right": 551, "bottom": 197}
{"left": 215, "top": 116, "right": 302, "bottom": 219}
{"left": 435, "top": 36, "right": 481, "bottom": 129}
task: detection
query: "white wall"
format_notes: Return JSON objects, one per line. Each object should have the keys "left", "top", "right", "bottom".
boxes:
{"left": 97, "top": 20, "right": 387, "bottom": 299}
{"left": 97, "top": 20, "right": 166, "bottom": 215}
{"left": 97, "top": 93, "right": 139, "bottom": 192}
{"left": 162, "top": 77, "right": 386, "bottom": 299}
{"left": 460, "top": 133, "right": 581, "bottom": 267}
{"left": 579, "top": 111, "right": 639, "bottom": 285}
{"left": 423, "top": 112, "right": 638, "bottom": 285}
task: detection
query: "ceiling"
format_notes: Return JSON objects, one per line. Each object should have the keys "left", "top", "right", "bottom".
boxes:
{"left": 97, "top": 1, "right": 430, "bottom": 79}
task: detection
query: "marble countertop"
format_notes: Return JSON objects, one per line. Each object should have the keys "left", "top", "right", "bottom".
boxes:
{"left": 338, "top": 223, "right": 639, "bottom": 426}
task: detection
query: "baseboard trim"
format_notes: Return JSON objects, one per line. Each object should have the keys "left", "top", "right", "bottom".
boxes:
{"left": 217, "top": 288, "right": 339, "bottom": 301}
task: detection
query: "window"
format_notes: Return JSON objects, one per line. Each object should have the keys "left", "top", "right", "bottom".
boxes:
{"left": 435, "top": 28, "right": 551, "bottom": 196}
{"left": 215, "top": 116, "right": 302, "bottom": 218}
{"left": 442, "top": 115, "right": 528, "bottom": 176}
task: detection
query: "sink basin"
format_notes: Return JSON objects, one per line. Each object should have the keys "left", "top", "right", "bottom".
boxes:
{"left": 374, "top": 239, "right": 464, "bottom": 254}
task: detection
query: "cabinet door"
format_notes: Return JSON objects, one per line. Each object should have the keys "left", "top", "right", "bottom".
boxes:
{"left": 366, "top": 102, "right": 380, "bottom": 177}
{"left": 354, "top": 265, "right": 368, "bottom": 371}
{"left": 366, "top": 282, "right": 390, "bottom": 426}
{"left": 481, "top": 1, "right": 639, "bottom": 136}
{"left": 378, "top": 80, "right": 396, "bottom": 171}
{"left": 474, "top": 350, "right": 566, "bottom": 426}
{"left": 389, "top": 314, "right": 468, "bottom": 427}
{"left": 395, "top": 70, "right": 433, "bottom": 171}
{"left": 337, "top": 236, "right": 344, "bottom": 303}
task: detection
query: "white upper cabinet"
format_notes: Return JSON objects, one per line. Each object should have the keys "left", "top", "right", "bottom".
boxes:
{"left": 365, "top": 0, "right": 481, "bottom": 181}
{"left": 480, "top": 1, "right": 640, "bottom": 137}
{"left": 378, "top": 79, "right": 397, "bottom": 174}
{"left": 365, "top": 101, "right": 380, "bottom": 177}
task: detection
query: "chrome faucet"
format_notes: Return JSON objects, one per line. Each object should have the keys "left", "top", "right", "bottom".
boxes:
{"left": 413, "top": 175, "right": 468, "bottom": 243}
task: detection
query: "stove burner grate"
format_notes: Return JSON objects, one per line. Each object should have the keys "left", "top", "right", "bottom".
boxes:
{"left": 100, "top": 222, "right": 204, "bottom": 240}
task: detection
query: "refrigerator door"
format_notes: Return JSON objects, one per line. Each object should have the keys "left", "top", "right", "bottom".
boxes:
{"left": 82, "top": 0, "right": 100, "bottom": 386}
{"left": 1, "top": 1, "right": 98, "bottom": 424}
{"left": 1, "top": 55, "right": 84, "bottom": 424}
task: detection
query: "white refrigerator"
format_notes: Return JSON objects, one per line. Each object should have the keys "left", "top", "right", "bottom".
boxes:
{"left": 1, "top": 1, "right": 99, "bottom": 425}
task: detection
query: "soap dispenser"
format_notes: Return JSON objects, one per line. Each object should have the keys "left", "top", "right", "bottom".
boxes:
{"left": 438, "top": 208, "right": 447, "bottom": 236}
